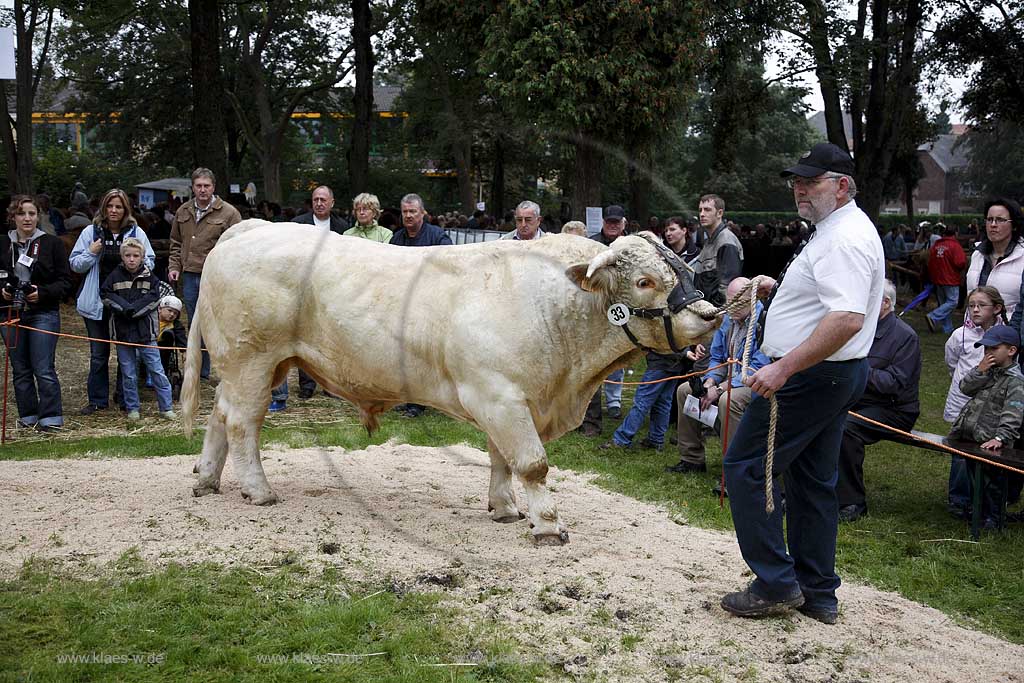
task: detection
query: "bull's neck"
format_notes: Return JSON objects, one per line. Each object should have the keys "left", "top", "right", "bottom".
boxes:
{"left": 565, "top": 288, "right": 645, "bottom": 379}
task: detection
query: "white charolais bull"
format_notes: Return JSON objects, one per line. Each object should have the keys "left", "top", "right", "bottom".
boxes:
{"left": 182, "top": 220, "right": 722, "bottom": 544}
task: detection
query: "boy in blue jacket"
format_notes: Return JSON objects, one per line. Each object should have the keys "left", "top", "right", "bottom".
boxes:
{"left": 101, "top": 237, "right": 175, "bottom": 422}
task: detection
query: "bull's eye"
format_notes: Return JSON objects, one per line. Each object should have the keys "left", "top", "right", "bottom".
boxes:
{"left": 637, "top": 277, "right": 655, "bottom": 289}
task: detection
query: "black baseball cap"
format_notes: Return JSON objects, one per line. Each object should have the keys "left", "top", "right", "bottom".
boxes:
{"left": 604, "top": 205, "right": 626, "bottom": 220}
{"left": 975, "top": 326, "right": 1021, "bottom": 349}
{"left": 781, "top": 142, "right": 856, "bottom": 178}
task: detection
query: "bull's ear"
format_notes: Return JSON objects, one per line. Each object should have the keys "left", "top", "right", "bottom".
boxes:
{"left": 566, "top": 262, "right": 616, "bottom": 295}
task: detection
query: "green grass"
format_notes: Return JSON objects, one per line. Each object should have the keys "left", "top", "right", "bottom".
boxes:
{"left": 3, "top": 308, "right": 1024, "bottom": 649}
{"left": 0, "top": 551, "right": 546, "bottom": 682}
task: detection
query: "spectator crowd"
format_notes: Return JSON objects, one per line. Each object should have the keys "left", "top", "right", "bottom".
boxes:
{"left": 2, "top": 160, "right": 1023, "bottom": 604}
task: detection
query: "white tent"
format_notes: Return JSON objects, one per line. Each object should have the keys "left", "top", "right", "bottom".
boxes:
{"left": 135, "top": 178, "right": 192, "bottom": 208}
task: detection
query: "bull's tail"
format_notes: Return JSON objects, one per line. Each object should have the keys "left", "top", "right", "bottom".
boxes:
{"left": 181, "top": 299, "right": 204, "bottom": 438}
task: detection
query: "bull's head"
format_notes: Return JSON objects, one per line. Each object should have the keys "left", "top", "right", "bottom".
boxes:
{"left": 566, "top": 235, "right": 722, "bottom": 354}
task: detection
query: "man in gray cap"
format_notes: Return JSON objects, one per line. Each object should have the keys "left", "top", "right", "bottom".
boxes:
{"left": 719, "top": 143, "right": 885, "bottom": 626}
{"left": 591, "top": 204, "right": 627, "bottom": 246}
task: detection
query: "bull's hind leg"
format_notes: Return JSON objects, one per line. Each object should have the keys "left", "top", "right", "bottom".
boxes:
{"left": 193, "top": 386, "right": 229, "bottom": 497}
{"left": 221, "top": 373, "right": 280, "bottom": 505}
{"left": 486, "top": 438, "right": 524, "bottom": 523}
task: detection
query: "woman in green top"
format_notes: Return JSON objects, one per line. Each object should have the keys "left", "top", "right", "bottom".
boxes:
{"left": 344, "top": 193, "right": 393, "bottom": 243}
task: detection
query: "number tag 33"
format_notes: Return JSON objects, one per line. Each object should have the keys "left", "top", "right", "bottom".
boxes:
{"left": 606, "top": 303, "right": 630, "bottom": 326}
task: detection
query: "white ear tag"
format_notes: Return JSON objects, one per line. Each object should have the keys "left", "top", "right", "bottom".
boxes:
{"left": 607, "top": 303, "right": 630, "bottom": 326}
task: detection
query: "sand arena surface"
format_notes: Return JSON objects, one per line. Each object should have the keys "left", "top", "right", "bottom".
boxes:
{"left": 2, "top": 441, "right": 1022, "bottom": 682}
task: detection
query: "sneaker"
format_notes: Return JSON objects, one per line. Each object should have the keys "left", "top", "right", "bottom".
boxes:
{"left": 126, "top": 410, "right": 141, "bottom": 422}
{"left": 721, "top": 585, "right": 804, "bottom": 618}
{"left": 607, "top": 406, "right": 622, "bottom": 419}
{"left": 79, "top": 404, "right": 105, "bottom": 416}
{"left": 268, "top": 400, "right": 287, "bottom": 413}
{"left": 159, "top": 410, "right": 177, "bottom": 420}
{"left": 599, "top": 440, "right": 628, "bottom": 451}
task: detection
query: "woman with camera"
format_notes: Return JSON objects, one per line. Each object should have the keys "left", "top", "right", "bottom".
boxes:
{"left": 0, "top": 195, "right": 72, "bottom": 432}
{"left": 69, "top": 188, "right": 155, "bottom": 415}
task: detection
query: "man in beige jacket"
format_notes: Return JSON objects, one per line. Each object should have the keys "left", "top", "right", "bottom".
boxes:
{"left": 168, "top": 167, "right": 241, "bottom": 379}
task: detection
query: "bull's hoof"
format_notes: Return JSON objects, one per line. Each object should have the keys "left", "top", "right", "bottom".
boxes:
{"left": 242, "top": 490, "right": 279, "bottom": 506}
{"left": 192, "top": 484, "right": 220, "bottom": 497}
{"left": 192, "top": 461, "right": 199, "bottom": 474}
{"left": 532, "top": 530, "right": 570, "bottom": 546}
{"left": 493, "top": 512, "right": 526, "bottom": 524}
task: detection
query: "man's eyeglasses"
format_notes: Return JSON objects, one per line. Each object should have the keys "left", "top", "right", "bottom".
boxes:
{"left": 985, "top": 216, "right": 1011, "bottom": 225}
{"left": 785, "top": 174, "right": 843, "bottom": 190}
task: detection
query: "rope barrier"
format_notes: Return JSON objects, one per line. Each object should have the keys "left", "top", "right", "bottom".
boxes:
{"left": 0, "top": 319, "right": 197, "bottom": 351}
{"left": 848, "top": 411, "right": 1024, "bottom": 477}
{"left": 603, "top": 360, "right": 738, "bottom": 385}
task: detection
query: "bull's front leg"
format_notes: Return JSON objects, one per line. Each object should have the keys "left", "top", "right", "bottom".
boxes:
{"left": 486, "top": 438, "right": 524, "bottom": 523}
{"left": 460, "top": 382, "right": 568, "bottom": 545}
{"left": 488, "top": 420, "right": 567, "bottom": 545}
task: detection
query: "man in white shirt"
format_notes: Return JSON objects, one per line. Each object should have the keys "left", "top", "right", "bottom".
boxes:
{"left": 719, "top": 143, "right": 885, "bottom": 626}
{"left": 295, "top": 186, "right": 347, "bottom": 234}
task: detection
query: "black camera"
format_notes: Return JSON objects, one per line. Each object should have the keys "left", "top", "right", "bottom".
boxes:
{"left": 3, "top": 280, "right": 35, "bottom": 311}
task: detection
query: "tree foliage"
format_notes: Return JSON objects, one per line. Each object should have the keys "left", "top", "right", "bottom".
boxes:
{"left": 934, "top": 0, "right": 1024, "bottom": 199}
{"left": 57, "top": 0, "right": 194, "bottom": 173}
{"left": 0, "top": 0, "right": 58, "bottom": 194}
{"left": 481, "top": 0, "right": 708, "bottom": 218}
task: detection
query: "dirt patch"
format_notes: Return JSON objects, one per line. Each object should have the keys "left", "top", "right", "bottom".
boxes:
{"left": 2, "top": 442, "right": 1022, "bottom": 682}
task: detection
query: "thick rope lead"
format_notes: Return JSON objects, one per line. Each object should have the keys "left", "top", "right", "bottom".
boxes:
{"left": 710, "top": 275, "right": 778, "bottom": 515}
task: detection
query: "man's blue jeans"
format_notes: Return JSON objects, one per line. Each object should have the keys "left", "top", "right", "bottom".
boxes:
{"left": 604, "top": 369, "right": 624, "bottom": 409}
{"left": 724, "top": 359, "right": 868, "bottom": 613}
{"left": 182, "top": 271, "right": 210, "bottom": 378}
{"left": 612, "top": 368, "right": 677, "bottom": 447}
{"left": 1, "top": 309, "right": 63, "bottom": 427}
{"left": 927, "top": 284, "right": 960, "bottom": 334}
{"left": 116, "top": 344, "right": 173, "bottom": 413}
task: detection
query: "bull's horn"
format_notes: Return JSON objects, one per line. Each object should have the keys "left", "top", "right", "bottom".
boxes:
{"left": 585, "top": 249, "right": 618, "bottom": 279}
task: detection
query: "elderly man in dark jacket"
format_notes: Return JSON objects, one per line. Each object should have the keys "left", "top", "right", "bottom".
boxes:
{"left": 837, "top": 279, "right": 921, "bottom": 522}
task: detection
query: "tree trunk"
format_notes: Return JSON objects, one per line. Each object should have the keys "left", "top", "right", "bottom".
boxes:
{"left": 489, "top": 133, "right": 505, "bottom": 219}
{"left": 347, "top": 0, "right": 374, "bottom": 197}
{"left": 12, "top": 0, "right": 37, "bottom": 194}
{"left": 189, "top": 0, "right": 229, "bottom": 189}
{"left": 451, "top": 138, "right": 474, "bottom": 215}
{"left": 628, "top": 141, "right": 652, "bottom": 225}
{"left": 0, "top": 82, "right": 18, "bottom": 194}
{"left": 855, "top": 0, "right": 924, "bottom": 222}
{"left": 799, "top": 0, "right": 850, "bottom": 153}
{"left": 571, "top": 132, "right": 603, "bottom": 221}
{"left": 261, "top": 146, "right": 282, "bottom": 205}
